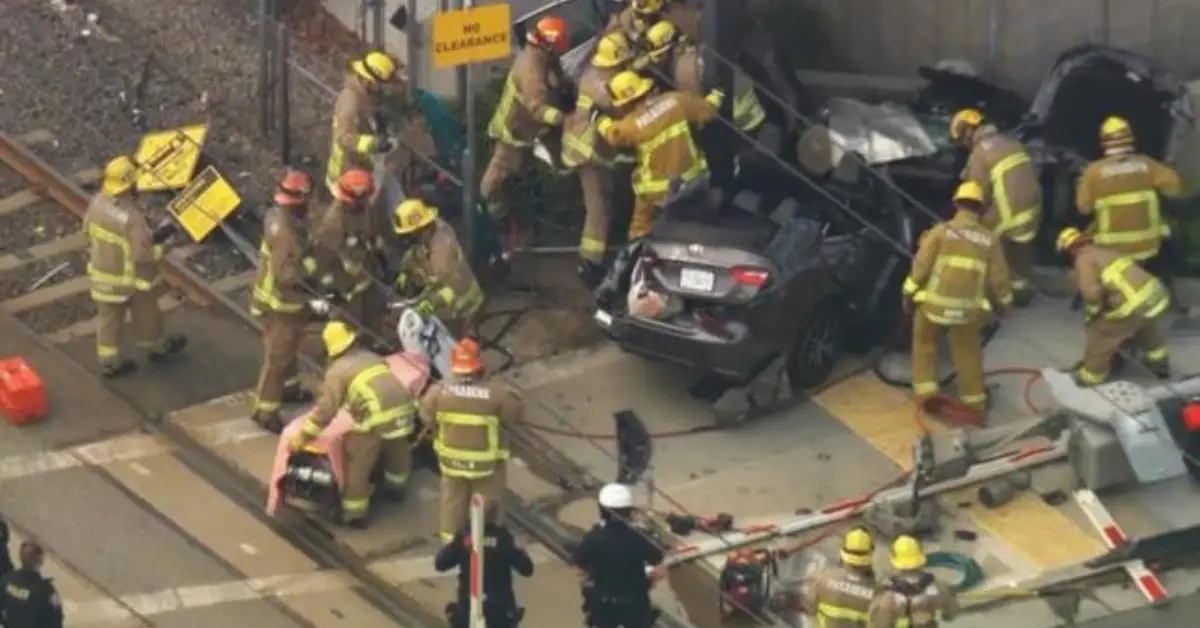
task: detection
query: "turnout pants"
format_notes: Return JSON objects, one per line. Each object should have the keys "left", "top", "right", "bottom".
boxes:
{"left": 480, "top": 142, "right": 527, "bottom": 217}
{"left": 439, "top": 461, "right": 507, "bottom": 542}
{"left": 342, "top": 430, "right": 412, "bottom": 522}
{"left": 253, "top": 311, "right": 306, "bottom": 415}
{"left": 579, "top": 164, "right": 616, "bottom": 262}
{"left": 628, "top": 192, "right": 668, "bottom": 241}
{"left": 1079, "top": 315, "right": 1168, "bottom": 385}
{"left": 911, "top": 309, "right": 987, "bottom": 410}
{"left": 94, "top": 289, "right": 165, "bottom": 366}
{"left": 1002, "top": 239, "right": 1035, "bottom": 302}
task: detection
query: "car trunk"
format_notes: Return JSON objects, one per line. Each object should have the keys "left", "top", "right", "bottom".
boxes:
{"left": 623, "top": 190, "right": 780, "bottom": 338}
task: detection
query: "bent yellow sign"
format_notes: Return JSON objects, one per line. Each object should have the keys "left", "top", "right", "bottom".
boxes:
{"left": 167, "top": 166, "right": 241, "bottom": 242}
{"left": 132, "top": 124, "right": 209, "bottom": 192}
{"left": 432, "top": 4, "right": 512, "bottom": 68}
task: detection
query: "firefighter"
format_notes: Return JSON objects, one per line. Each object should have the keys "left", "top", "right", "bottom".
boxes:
{"left": 420, "top": 338, "right": 523, "bottom": 543}
{"left": 950, "top": 108, "right": 1042, "bottom": 307}
{"left": 1076, "top": 116, "right": 1183, "bottom": 263}
{"left": 642, "top": 20, "right": 766, "bottom": 135}
{"left": 607, "top": 0, "right": 700, "bottom": 46}
{"left": 481, "top": 16, "right": 571, "bottom": 220}
{"left": 325, "top": 50, "right": 405, "bottom": 194}
{"left": 85, "top": 156, "right": 187, "bottom": 378}
{"left": 563, "top": 31, "right": 637, "bottom": 286}
{"left": 1056, "top": 227, "right": 1170, "bottom": 387}
{"left": 290, "top": 321, "right": 418, "bottom": 528}
{"left": 867, "top": 536, "right": 958, "bottom": 628}
{"left": 799, "top": 527, "right": 878, "bottom": 627}
{"left": 249, "top": 170, "right": 318, "bottom": 433}
{"left": 435, "top": 501, "right": 534, "bottom": 628}
{"left": 573, "top": 482, "right": 665, "bottom": 628}
{"left": 903, "top": 181, "right": 1013, "bottom": 422}
{"left": 0, "top": 542, "right": 63, "bottom": 628}
{"left": 597, "top": 71, "right": 722, "bottom": 241}
{"left": 392, "top": 199, "right": 485, "bottom": 338}
{"left": 306, "top": 168, "right": 379, "bottom": 333}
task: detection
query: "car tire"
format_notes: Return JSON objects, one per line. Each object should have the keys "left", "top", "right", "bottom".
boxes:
{"left": 786, "top": 303, "right": 844, "bottom": 393}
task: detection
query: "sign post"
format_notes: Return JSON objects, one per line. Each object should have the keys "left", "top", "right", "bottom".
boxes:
{"left": 468, "top": 492, "right": 486, "bottom": 628}
{"left": 431, "top": 3, "right": 511, "bottom": 265}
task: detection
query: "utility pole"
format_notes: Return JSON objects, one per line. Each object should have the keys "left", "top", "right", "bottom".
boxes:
{"left": 702, "top": 0, "right": 737, "bottom": 188}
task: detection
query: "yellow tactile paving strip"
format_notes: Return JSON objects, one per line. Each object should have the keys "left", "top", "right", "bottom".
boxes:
{"left": 812, "top": 373, "right": 1103, "bottom": 570}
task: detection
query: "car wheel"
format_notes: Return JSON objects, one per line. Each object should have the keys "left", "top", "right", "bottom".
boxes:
{"left": 786, "top": 304, "right": 844, "bottom": 392}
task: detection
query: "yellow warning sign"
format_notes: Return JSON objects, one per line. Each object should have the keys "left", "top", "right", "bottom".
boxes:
{"left": 432, "top": 4, "right": 512, "bottom": 68}
{"left": 167, "top": 166, "right": 241, "bottom": 242}
{"left": 132, "top": 124, "right": 209, "bottom": 192}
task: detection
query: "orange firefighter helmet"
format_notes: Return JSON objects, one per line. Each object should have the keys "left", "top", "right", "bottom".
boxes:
{"left": 275, "top": 169, "right": 313, "bottom": 207}
{"left": 333, "top": 168, "right": 375, "bottom": 203}
{"left": 528, "top": 16, "right": 570, "bottom": 55}
{"left": 449, "top": 337, "right": 484, "bottom": 375}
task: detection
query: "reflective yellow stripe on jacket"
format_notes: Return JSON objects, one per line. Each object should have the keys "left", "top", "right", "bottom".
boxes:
{"left": 347, "top": 364, "right": 416, "bottom": 438}
{"left": 324, "top": 135, "right": 376, "bottom": 189}
{"left": 733, "top": 89, "right": 765, "bottom": 133}
{"left": 633, "top": 121, "right": 707, "bottom": 195}
{"left": 252, "top": 241, "right": 305, "bottom": 315}
{"left": 990, "top": 152, "right": 1039, "bottom": 243}
{"left": 434, "top": 411, "right": 509, "bottom": 479}
{"left": 913, "top": 256, "right": 990, "bottom": 310}
{"left": 1093, "top": 190, "right": 1167, "bottom": 247}
{"left": 87, "top": 223, "right": 136, "bottom": 303}
{"left": 816, "top": 603, "right": 867, "bottom": 625}
{"left": 1099, "top": 257, "right": 1169, "bottom": 320}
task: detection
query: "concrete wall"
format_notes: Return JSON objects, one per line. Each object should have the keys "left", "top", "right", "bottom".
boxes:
{"left": 786, "top": 0, "right": 1200, "bottom": 93}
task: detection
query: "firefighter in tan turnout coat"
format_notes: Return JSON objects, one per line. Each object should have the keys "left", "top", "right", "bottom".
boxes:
{"left": 85, "top": 156, "right": 186, "bottom": 378}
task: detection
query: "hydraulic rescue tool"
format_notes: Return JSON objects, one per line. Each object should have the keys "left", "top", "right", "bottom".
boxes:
{"left": 717, "top": 548, "right": 775, "bottom": 618}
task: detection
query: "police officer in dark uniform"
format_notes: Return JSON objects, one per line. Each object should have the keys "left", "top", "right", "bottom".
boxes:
{"left": 434, "top": 503, "right": 534, "bottom": 627}
{"left": 0, "top": 541, "right": 63, "bottom": 628}
{"left": 572, "top": 483, "right": 664, "bottom": 628}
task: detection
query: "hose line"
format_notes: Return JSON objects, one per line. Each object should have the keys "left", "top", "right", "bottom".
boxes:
{"left": 925, "top": 551, "right": 985, "bottom": 593}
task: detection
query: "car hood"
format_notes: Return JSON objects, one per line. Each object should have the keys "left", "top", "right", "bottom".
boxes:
{"left": 820, "top": 98, "right": 950, "bottom": 166}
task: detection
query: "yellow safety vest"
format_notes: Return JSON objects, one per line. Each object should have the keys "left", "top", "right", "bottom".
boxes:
{"left": 990, "top": 152, "right": 1039, "bottom": 243}
{"left": 633, "top": 121, "right": 708, "bottom": 195}
{"left": 434, "top": 411, "right": 509, "bottom": 479}
{"left": 251, "top": 240, "right": 305, "bottom": 316}
{"left": 345, "top": 364, "right": 416, "bottom": 439}
{"left": 1096, "top": 257, "right": 1169, "bottom": 321}
{"left": 1093, "top": 189, "right": 1167, "bottom": 257}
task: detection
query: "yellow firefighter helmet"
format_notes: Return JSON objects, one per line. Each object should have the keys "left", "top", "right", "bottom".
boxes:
{"left": 890, "top": 535, "right": 926, "bottom": 571}
{"left": 949, "top": 108, "right": 985, "bottom": 142}
{"left": 953, "top": 180, "right": 985, "bottom": 205}
{"left": 322, "top": 321, "right": 358, "bottom": 358}
{"left": 593, "top": 32, "right": 634, "bottom": 69}
{"left": 840, "top": 527, "right": 875, "bottom": 568}
{"left": 1056, "top": 226, "right": 1085, "bottom": 252}
{"left": 631, "top": 0, "right": 663, "bottom": 16}
{"left": 608, "top": 71, "right": 654, "bottom": 107}
{"left": 394, "top": 199, "right": 439, "bottom": 235}
{"left": 1100, "top": 116, "right": 1134, "bottom": 148}
{"left": 102, "top": 156, "right": 138, "bottom": 196}
{"left": 352, "top": 51, "right": 400, "bottom": 85}
{"left": 645, "top": 21, "right": 680, "bottom": 60}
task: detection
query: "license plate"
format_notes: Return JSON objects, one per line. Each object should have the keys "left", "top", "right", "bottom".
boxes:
{"left": 679, "top": 267, "right": 715, "bottom": 292}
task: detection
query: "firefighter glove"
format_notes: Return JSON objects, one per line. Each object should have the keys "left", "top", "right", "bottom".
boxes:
{"left": 597, "top": 116, "right": 615, "bottom": 142}
{"left": 373, "top": 136, "right": 397, "bottom": 154}
{"left": 705, "top": 89, "right": 725, "bottom": 108}
{"left": 414, "top": 299, "right": 436, "bottom": 316}
{"left": 308, "top": 298, "right": 332, "bottom": 315}
{"left": 288, "top": 430, "right": 313, "bottom": 452}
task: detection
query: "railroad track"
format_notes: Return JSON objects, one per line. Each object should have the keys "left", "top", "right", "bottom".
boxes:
{"left": 0, "top": 129, "right": 719, "bottom": 627}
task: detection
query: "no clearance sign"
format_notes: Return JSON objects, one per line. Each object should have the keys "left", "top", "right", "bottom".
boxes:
{"left": 432, "top": 4, "right": 513, "bottom": 68}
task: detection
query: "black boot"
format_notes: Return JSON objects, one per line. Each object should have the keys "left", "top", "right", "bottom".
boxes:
{"left": 148, "top": 334, "right": 188, "bottom": 363}
{"left": 101, "top": 359, "right": 137, "bottom": 379}
{"left": 251, "top": 411, "right": 284, "bottom": 434}
{"left": 281, "top": 384, "right": 314, "bottom": 404}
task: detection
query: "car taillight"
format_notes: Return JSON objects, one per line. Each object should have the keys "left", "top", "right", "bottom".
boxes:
{"left": 730, "top": 266, "right": 769, "bottom": 287}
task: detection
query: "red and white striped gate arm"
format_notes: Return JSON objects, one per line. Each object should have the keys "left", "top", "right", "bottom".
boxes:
{"left": 1073, "top": 488, "right": 1169, "bottom": 605}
